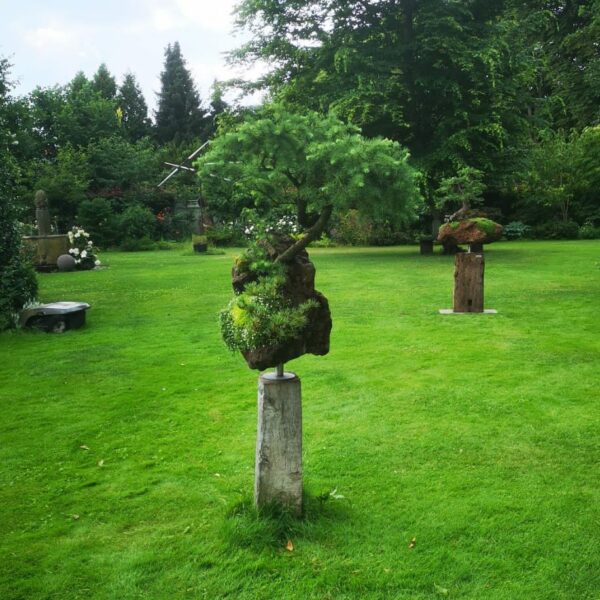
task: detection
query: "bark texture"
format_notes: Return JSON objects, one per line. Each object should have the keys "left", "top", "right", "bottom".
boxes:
{"left": 255, "top": 373, "right": 302, "bottom": 515}
{"left": 454, "top": 252, "right": 485, "bottom": 312}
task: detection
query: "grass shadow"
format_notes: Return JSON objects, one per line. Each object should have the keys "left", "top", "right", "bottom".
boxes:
{"left": 222, "top": 488, "right": 352, "bottom": 552}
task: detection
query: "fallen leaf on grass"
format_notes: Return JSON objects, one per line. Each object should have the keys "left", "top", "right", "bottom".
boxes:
{"left": 286, "top": 540, "right": 294, "bottom": 552}
{"left": 79, "top": 445, "right": 90, "bottom": 450}
{"left": 98, "top": 460, "right": 104, "bottom": 467}
{"left": 71, "top": 514, "right": 80, "bottom": 520}
{"left": 408, "top": 537, "right": 417, "bottom": 549}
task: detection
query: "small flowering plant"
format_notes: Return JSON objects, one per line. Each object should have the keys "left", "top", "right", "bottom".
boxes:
{"left": 67, "top": 226, "right": 101, "bottom": 270}
{"left": 242, "top": 212, "right": 299, "bottom": 239}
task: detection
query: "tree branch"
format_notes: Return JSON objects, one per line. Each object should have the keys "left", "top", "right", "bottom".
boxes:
{"left": 275, "top": 204, "right": 333, "bottom": 263}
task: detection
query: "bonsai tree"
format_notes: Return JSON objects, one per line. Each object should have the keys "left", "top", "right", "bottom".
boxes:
{"left": 197, "top": 105, "right": 422, "bottom": 368}
{"left": 197, "top": 106, "right": 421, "bottom": 513}
{"left": 436, "top": 166, "right": 502, "bottom": 251}
{"left": 435, "top": 166, "right": 486, "bottom": 222}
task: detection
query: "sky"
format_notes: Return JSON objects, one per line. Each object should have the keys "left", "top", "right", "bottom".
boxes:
{"left": 0, "top": 0, "right": 264, "bottom": 113}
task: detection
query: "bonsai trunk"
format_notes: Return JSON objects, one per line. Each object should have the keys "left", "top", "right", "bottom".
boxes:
{"left": 276, "top": 205, "right": 333, "bottom": 263}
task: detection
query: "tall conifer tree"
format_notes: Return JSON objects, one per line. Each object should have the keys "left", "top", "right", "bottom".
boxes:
{"left": 155, "top": 42, "right": 206, "bottom": 143}
{"left": 117, "top": 73, "right": 152, "bottom": 141}
{"left": 92, "top": 63, "right": 117, "bottom": 100}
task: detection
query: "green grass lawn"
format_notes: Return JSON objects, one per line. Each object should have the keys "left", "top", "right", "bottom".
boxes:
{"left": 1, "top": 241, "right": 599, "bottom": 599}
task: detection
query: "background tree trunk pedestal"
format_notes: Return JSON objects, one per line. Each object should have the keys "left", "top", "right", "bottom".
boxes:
{"left": 255, "top": 372, "right": 303, "bottom": 516}
{"left": 454, "top": 252, "right": 484, "bottom": 312}
{"left": 438, "top": 252, "right": 497, "bottom": 314}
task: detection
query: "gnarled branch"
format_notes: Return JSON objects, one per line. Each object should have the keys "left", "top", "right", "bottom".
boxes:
{"left": 275, "top": 204, "right": 333, "bottom": 263}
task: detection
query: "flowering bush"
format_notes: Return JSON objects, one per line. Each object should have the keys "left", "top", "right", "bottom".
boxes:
{"left": 67, "top": 226, "right": 100, "bottom": 270}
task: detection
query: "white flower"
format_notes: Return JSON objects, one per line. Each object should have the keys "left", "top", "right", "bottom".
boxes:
{"left": 87, "top": 241, "right": 93, "bottom": 247}
{"left": 94, "top": 259, "right": 101, "bottom": 266}
{"left": 81, "top": 250, "right": 87, "bottom": 258}
{"left": 84, "top": 232, "right": 90, "bottom": 238}
{"left": 72, "top": 247, "right": 80, "bottom": 256}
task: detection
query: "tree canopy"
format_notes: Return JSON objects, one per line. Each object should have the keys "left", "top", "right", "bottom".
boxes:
{"left": 196, "top": 105, "right": 421, "bottom": 259}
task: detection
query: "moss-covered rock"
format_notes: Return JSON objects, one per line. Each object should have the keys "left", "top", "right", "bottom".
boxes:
{"left": 437, "top": 218, "right": 503, "bottom": 246}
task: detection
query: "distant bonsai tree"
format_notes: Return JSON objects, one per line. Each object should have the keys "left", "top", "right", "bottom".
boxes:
{"left": 435, "top": 166, "right": 486, "bottom": 222}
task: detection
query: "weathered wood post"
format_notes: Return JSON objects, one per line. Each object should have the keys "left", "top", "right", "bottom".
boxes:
{"left": 255, "top": 367, "right": 303, "bottom": 515}
{"left": 453, "top": 251, "right": 484, "bottom": 313}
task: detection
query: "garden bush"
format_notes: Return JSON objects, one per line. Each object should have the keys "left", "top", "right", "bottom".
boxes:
{"left": 533, "top": 220, "right": 580, "bottom": 240}
{"left": 77, "top": 197, "right": 119, "bottom": 248}
{"left": 503, "top": 221, "right": 531, "bottom": 240}
{"left": 118, "top": 204, "right": 156, "bottom": 244}
{"left": 0, "top": 107, "right": 37, "bottom": 329}
{"left": 579, "top": 221, "right": 600, "bottom": 239}
{"left": 332, "top": 209, "right": 372, "bottom": 246}
{"left": 206, "top": 222, "right": 246, "bottom": 247}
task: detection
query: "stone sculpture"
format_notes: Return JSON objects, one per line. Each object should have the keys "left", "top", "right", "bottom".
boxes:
{"left": 35, "top": 190, "right": 51, "bottom": 236}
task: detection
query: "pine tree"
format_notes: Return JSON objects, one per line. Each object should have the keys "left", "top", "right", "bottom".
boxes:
{"left": 92, "top": 63, "right": 117, "bottom": 100}
{"left": 155, "top": 42, "right": 207, "bottom": 143}
{"left": 117, "top": 73, "right": 152, "bottom": 141}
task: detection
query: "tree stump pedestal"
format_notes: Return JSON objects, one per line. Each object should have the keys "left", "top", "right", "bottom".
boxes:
{"left": 454, "top": 251, "right": 484, "bottom": 312}
{"left": 255, "top": 371, "right": 303, "bottom": 515}
{"left": 439, "top": 251, "right": 497, "bottom": 314}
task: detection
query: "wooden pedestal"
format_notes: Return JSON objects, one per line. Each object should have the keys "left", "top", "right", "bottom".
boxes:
{"left": 453, "top": 252, "right": 484, "bottom": 313}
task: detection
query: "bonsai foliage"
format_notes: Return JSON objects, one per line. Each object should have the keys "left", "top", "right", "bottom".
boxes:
{"left": 435, "top": 166, "right": 486, "bottom": 221}
{"left": 196, "top": 105, "right": 421, "bottom": 263}
{"left": 219, "top": 223, "right": 318, "bottom": 354}
{"left": 220, "top": 274, "right": 317, "bottom": 353}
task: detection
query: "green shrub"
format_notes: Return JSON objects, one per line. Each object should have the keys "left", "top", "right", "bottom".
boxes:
{"left": 118, "top": 205, "right": 156, "bottom": 241}
{"left": 77, "top": 198, "right": 119, "bottom": 248}
{"left": 0, "top": 144, "right": 37, "bottom": 329}
{"left": 579, "top": 221, "right": 600, "bottom": 239}
{"left": 332, "top": 210, "right": 372, "bottom": 245}
{"left": 0, "top": 256, "right": 38, "bottom": 330}
{"left": 309, "top": 233, "right": 336, "bottom": 248}
{"left": 206, "top": 222, "right": 246, "bottom": 247}
{"left": 368, "top": 221, "right": 413, "bottom": 246}
{"left": 533, "top": 220, "right": 580, "bottom": 240}
{"left": 503, "top": 221, "right": 531, "bottom": 240}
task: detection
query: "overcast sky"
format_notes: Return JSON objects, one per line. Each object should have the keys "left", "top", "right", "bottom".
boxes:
{"left": 0, "top": 0, "right": 264, "bottom": 112}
